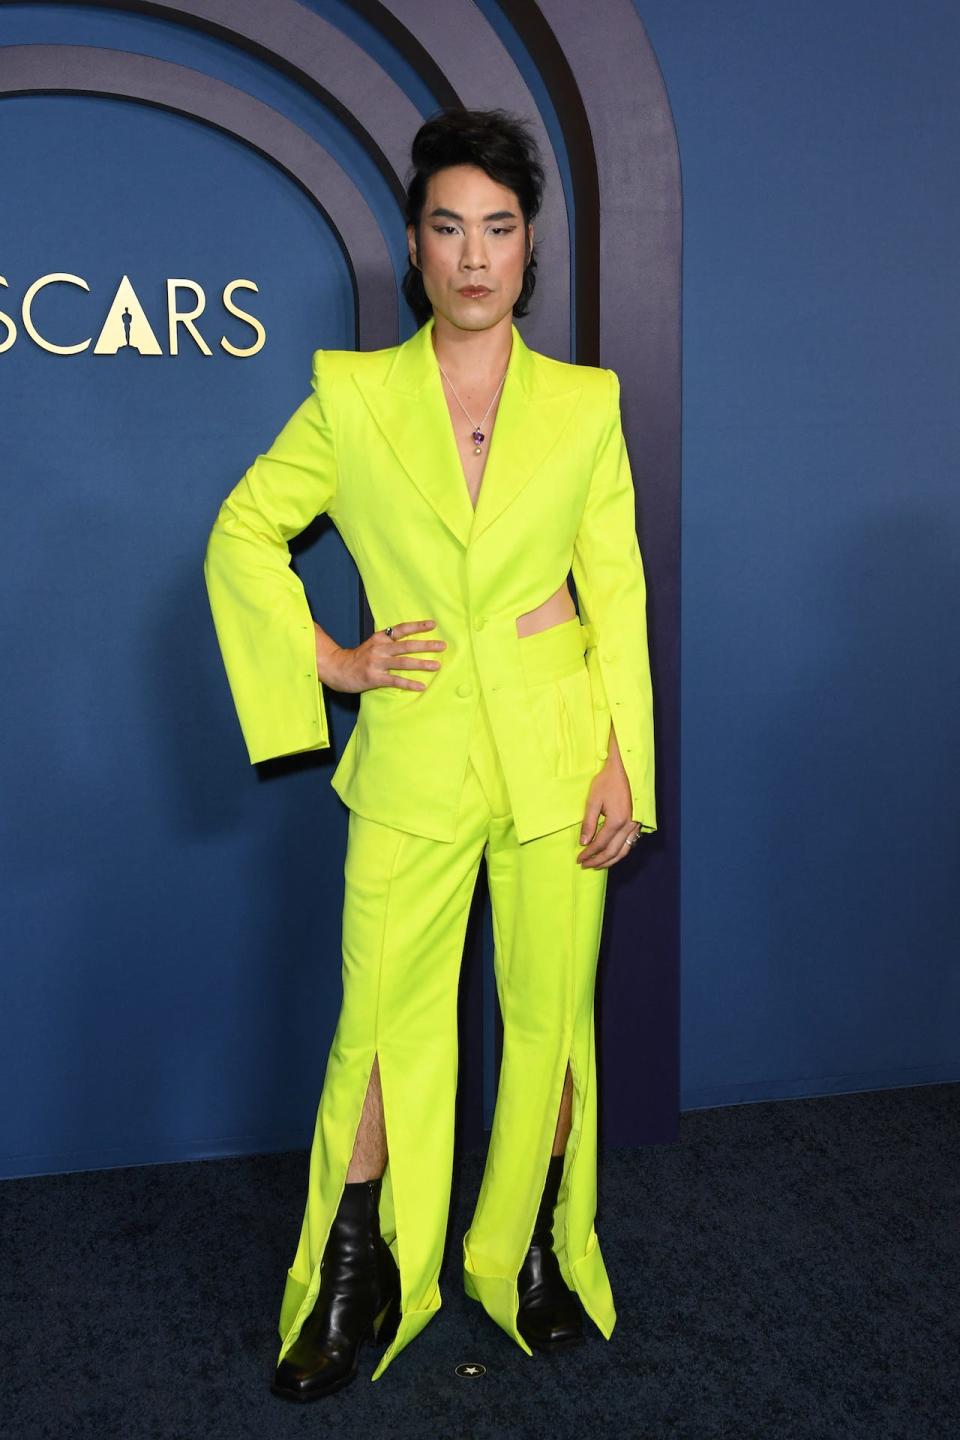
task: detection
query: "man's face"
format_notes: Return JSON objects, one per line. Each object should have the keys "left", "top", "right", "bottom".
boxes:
{"left": 407, "top": 163, "right": 532, "bottom": 333}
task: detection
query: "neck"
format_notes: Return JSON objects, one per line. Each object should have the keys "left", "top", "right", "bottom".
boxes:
{"left": 430, "top": 311, "right": 513, "bottom": 392}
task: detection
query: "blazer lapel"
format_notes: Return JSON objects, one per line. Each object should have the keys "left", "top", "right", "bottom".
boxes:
{"left": 471, "top": 324, "right": 582, "bottom": 544}
{"left": 351, "top": 312, "right": 583, "bottom": 549}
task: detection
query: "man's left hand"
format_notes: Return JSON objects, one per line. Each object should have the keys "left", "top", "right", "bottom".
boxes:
{"left": 577, "top": 732, "right": 641, "bottom": 869}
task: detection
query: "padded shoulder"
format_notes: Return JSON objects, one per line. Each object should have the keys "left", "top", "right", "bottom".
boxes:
{"left": 311, "top": 342, "right": 398, "bottom": 387}
{"left": 529, "top": 347, "right": 612, "bottom": 403}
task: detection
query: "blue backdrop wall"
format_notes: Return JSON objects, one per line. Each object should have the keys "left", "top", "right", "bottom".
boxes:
{"left": 0, "top": 4, "right": 374, "bottom": 1177}
{"left": 638, "top": 0, "right": 960, "bottom": 1107}
{"left": 1, "top": 0, "right": 957, "bottom": 1180}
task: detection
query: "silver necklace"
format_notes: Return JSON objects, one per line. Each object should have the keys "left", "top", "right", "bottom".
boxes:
{"left": 437, "top": 360, "right": 508, "bottom": 454}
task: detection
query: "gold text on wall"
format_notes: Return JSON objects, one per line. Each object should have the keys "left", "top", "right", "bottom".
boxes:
{"left": 0, "top": 274, "right": 265, "bottom": 356}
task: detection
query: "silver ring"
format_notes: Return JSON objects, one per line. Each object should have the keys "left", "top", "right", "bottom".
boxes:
{"left": 625, "top": 829, "right": 642, "bottom": 848}
{"left": 384, "top": 625, "right": 394, "bottom": 638}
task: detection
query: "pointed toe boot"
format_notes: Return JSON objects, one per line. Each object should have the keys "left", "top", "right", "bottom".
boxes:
{"left": 270, "top": 1175, "right": 401, "bottom": 1402}
{"left": 517, "top": 1153, "right": 585, "bottom": 1351}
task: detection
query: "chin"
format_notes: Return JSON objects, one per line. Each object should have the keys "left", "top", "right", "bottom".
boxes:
{"left": 447, "top": 298, "right": 512, "bottom": 330}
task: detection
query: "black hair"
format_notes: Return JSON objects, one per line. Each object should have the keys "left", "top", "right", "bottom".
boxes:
{"left": 401, "top": 107, "right": 545, "bottom": 327}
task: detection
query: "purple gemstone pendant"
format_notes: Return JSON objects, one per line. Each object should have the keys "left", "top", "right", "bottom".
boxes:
{"left": 472, "top": 428, "right": 484, "bottom": 445}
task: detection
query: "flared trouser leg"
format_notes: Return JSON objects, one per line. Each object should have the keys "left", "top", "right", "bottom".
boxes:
{"left": 461, "top": 701, "right": 616, "bottom": 1354}
{"left": 276, "top": 681, "right": 617, "bottom": 1382}
{"left": 276, "top": 736, "right": 490, "bottom": 1383}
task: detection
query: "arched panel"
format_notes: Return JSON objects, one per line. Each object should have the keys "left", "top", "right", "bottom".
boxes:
{"left": 0, "top": 44, "right": 396, "bottom": 344}
{"left": 0, "top": 0, "right": 680, "bottom": 1170}
{"left": 35, "top": 0, "right": 575, "bottom": 354}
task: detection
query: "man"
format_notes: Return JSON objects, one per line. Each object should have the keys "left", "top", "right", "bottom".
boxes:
{"left": 204, "top": 107, "right": 656, "bottom": 1402}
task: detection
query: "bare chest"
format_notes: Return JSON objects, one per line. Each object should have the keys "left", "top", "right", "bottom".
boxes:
{"left": 444, "top": 392, "right": 504, "bottom": 511}
{"left": 440, "top": 389, "right": 575, "bottom": 633}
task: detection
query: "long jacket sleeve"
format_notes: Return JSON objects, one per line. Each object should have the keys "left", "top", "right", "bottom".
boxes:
{"left": 203, "top": 350, "right": 337, "bottom": 764}
{"left": 571, "top": 368, "right": 656, "bottom": 833}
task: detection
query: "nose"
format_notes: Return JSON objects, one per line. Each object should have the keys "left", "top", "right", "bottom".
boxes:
{"left": 461, "top": 235, "right": 489, "bottom": 271}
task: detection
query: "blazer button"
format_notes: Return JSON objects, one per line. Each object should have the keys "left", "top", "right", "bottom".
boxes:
{"left": 456, "top": 681, "right": 473, "bottom": 698}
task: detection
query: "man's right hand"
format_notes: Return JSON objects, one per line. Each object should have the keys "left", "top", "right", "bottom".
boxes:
{"left": 315, "top": 618, "right": 447, "bottom": 694}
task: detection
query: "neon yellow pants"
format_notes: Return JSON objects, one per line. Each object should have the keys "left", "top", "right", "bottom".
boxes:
{"left": 276, "top": 628, "right": 616, "bottom": 1382}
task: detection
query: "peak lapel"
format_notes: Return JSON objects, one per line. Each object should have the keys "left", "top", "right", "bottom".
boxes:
{"left": 470, "top": 326, "right": 583, "bottom": 543}
{"left": 351, "top": 317, "right": 474, "bottom": 548}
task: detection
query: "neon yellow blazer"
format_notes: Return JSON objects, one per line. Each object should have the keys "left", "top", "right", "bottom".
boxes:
{"left": 204, "top": 313, "right": 656, "bottom": 844}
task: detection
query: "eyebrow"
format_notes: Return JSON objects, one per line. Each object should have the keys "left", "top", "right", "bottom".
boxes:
{"left": 427, "top": 207, "right": 518, "bottom": 221}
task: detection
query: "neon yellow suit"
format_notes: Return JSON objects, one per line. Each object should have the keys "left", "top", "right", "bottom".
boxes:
{"left": 203, "top": 314, "right": 656, "bottom": 1380}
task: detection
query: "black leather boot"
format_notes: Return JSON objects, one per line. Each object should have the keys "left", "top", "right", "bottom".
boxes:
{"left": 270, "top": 1175, "right": 401, "bottom": 1401}
{"left": 517, "top": 1153, "right": 585, "bottom": 1351}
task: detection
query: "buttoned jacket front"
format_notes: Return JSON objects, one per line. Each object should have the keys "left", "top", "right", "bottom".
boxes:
{"left": 204, "top": 314, "right": 656, "bottom": 844}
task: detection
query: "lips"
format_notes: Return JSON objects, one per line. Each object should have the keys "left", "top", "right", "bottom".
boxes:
{"left": 459, "top": 287, "right": 490, "bottom": 297}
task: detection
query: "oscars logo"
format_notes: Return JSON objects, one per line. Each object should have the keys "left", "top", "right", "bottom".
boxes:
{"left": 0, "top": 273, "right": 266, "bottom": 356}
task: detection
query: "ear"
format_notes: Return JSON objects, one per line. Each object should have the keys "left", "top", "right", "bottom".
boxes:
{"left": 406, "top": 222, "right": 420, "bottom": 270}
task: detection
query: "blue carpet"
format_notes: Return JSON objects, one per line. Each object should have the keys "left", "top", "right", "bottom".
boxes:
{"left": 2, "top": 1083, "right": 957, "bottom": 1438}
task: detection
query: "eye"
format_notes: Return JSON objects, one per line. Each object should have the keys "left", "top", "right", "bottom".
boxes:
{"left": 430, "top": 225, "right": 518, "bottom": 236}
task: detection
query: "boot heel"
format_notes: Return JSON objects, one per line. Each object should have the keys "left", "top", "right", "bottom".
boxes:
{"left": 372, "top": 1289, "right": 401, "bottom": 1347}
